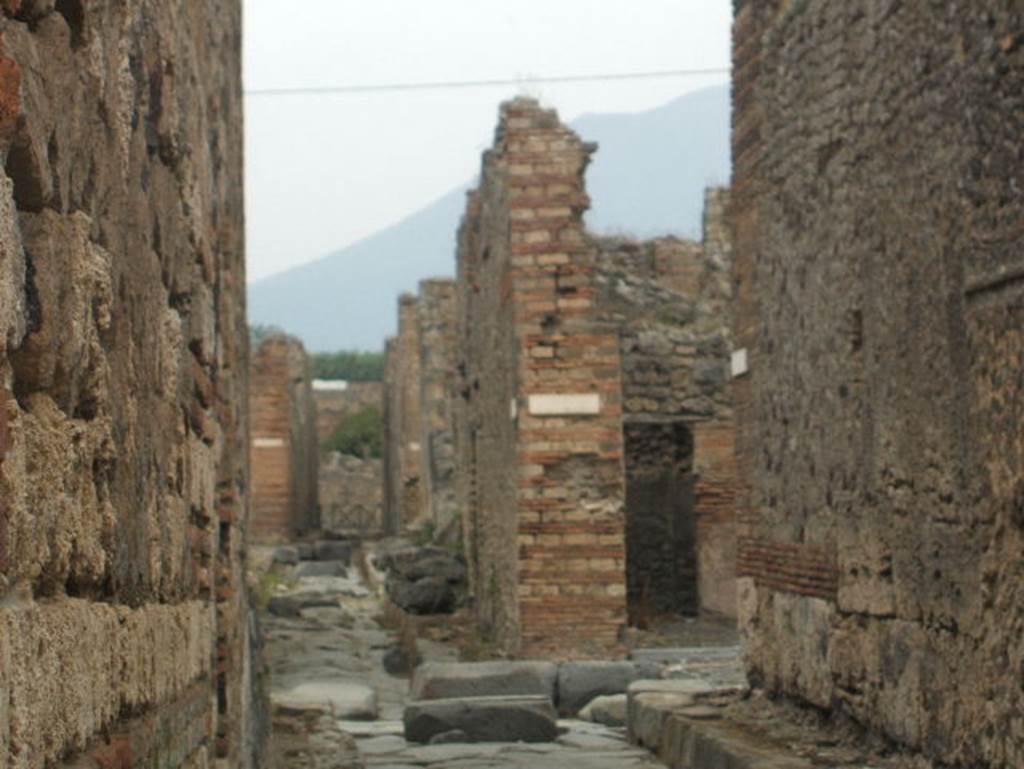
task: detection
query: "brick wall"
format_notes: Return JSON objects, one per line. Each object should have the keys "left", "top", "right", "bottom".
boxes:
{"left": 249, "top": 335, "right": 318, "bottom": 543}
{"left": 0, "top": 2, "right": 263, "bottom": 767}
{"left": 453, "top": 99, "right": 628, "bottom": 656}
{"left": 732, "top": 1, "right": 1024, "bottom": 766}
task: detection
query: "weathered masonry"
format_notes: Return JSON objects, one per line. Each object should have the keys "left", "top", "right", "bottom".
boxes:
{"left": 382, "top": 279, "right": 458, "bottom": 539}
{"left": 316, "top": 379, "right": 384, "bottom": 536}
{"left": 0, "top": 3, "right": 264, "bottom": 768}
{"left": 731, "top": 2, "right": 1023, "bottom": 768}
{"left": 250, "top": 334, "right": 318, "bottom": 543}
{"left": 452, "top": 99, "right": 737, "bottom": 656}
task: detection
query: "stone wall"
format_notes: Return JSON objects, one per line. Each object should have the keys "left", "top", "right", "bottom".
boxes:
{"left": 314, "top": 380, "right": 384, "bottom": 536}
{"left": 454, "top": 99, "right": 628, "bottom": 656}
{"left": 250, "top": 334, "right": 318, "bottom": 543}
{"left": 732, "top": 2, "right": 1024, "bottom": 767}
{"left": 0, "top": 2, "right": 263, "bottom": 768}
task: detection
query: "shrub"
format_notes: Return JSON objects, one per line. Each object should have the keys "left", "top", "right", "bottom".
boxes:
{"left": 323, "top": 405, "right": 382, "bottom": 458}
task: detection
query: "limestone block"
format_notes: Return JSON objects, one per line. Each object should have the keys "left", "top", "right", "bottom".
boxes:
{"left": 410, "top": 661, "right": 558, "bottom": 703}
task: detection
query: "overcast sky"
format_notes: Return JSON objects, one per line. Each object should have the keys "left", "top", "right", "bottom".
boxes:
{"left": 243, "top": 1, "right": 732, "bottom": 282}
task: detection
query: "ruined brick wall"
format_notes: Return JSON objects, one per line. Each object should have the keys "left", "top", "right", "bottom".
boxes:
{"left": 417, "top": 279, "right": 458, "bottom": 543}
{"left": 594, "top": 192, "right": 736, "bottom": 620}
{"left": 382, "top": 295, "right": 427, "bottom": 533}
{"left": 250, "top": 335, "right": 318, "bottom": 542}
{"left": 455, "top": 100, "right": 627, "bottom": 656}
{"left": 382, "top": 336, "right": 401, "bottom": 535}
{"left": 0, "top": 2, "right": 263, "bottom": 767}
{"left": 733, "top": 2, "right": 1024, "bottom": 767}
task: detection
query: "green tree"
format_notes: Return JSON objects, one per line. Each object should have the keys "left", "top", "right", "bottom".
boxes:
{"left": 323, "top": 405, "right": 382, "bottom": 459}
{"left": 311, "top": 350, "right": 385, "bottom": 381}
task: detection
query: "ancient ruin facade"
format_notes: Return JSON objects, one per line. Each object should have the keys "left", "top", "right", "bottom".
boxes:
{"left": 382, "top": 280, "right": 458, "bottom": 538}
{"left": 731, "top": 2, "right": 1023, "bottom": 768}
{"left": 0, "top": 3, "right": 264, "bottom": 768}
{"left": 249, "top": 334, "right": 318, "bottom": 542}
{"left": 594, "top": 190, "right": 737, "bottom": 621}
{"left": 447, "top": 99, "right": 738, "bottom": 655}
{"left": 315, "top": 380, "right": 384, "bottom": 535}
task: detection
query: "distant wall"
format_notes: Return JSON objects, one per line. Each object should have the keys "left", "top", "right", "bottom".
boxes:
{"left": 250, "top": 335, "right": 318, "bottom": 542}
{"left": 314, "top": 381, "right": 382, "bottom": 442}
{"left": 732, "top": 2, "right": 1024, "bottom": 767}
{"left": 0, "top": 2, "right": 262, "bottom": 767}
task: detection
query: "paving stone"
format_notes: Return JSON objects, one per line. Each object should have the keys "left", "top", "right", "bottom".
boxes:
{"left": 357, "top": 735, "right": 409, "bottom": 755}
{"left": 556, "top": 660, "right": 643, "bottom": 715}
{"left": 296, "top": 542, "right": 315, "bottom": 560}
{"left": 275, "top": 680, "right": 378, "bottom": 720}
{"left": 411, "top": 661, "right": 558, "bottom": 702}
{"left": 296, "top": 559, "right": 349, "bottom": 578}
{"left": 403, "top": 695, "right": 558, "bottom": 743}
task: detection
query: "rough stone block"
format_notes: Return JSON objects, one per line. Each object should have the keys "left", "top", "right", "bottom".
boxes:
{"left": 275, "top": 681, "right": 378, "bottom": 721}
{"left": 403, "top": 696, "right": 558, "bottom": 744}
{"left": 556, "top": 660, "right": 644, "bottom": 715}
{"left": 578, "top": 693, "right": 628, "bottom": 727}
{"left": 410, "top": 661, "right": 558, "bottom": 702}
{"left": 313, "top": 539, "right": 353, "bottom": 563}
{"left": 295, "top": 560, "right": 348, "bottom": 578}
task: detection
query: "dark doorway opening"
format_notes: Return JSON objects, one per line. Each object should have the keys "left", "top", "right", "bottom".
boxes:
{"left": 624, "top": 421, "right": 698, "bottom": 626}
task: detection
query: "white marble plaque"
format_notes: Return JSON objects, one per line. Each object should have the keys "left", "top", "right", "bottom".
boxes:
{"left": 731, "top": 348, "right": 749, "bottom": 378}
{"left": 527, "top": 393, "right": 601, "bottom": 416}
{"left": 252, "top": 437, "right": 285, "bottom": 448}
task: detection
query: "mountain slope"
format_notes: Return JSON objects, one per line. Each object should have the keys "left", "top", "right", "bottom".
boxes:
{"left": 248, "top": 84, "right": 730, "bottom": 352}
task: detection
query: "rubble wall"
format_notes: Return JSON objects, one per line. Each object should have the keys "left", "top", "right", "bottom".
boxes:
{"left": 0, "top": 2, "right": 263, "bottom": 767}
{"left": 249, "top": 335, "right": 318, "bottom": 542}
{"left": 732, "top": 2, "right": 1024, "bottom": 767}
{"left": 455, "top": 99, "right": 628, "bottom": 655}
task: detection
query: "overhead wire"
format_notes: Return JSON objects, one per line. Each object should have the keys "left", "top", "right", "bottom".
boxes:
{"left": 244, "top": 66, "right": 730, "bottom": 97}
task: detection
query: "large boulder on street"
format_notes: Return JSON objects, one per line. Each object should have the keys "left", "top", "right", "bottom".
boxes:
{"left": 403, "top": 696, "right": 558, "bottom": 743}
{"left": 313, "top": 539, "right": 353, "bottom": 563}
{"left": 411, "top": 661, "right": 558, "bottom": 702}
{"left": 556, "top": 660, "right": 647, "bottom": 715}
{"left": 387, "top": 576, "right": 455, "bottom": 615}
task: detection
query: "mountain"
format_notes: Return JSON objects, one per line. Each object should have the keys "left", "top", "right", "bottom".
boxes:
{"left": 248, "top": 84, "right": 731, "bottom": 352}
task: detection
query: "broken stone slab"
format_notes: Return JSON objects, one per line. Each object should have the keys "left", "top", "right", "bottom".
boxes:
{"left": 295, "top": 559, "right": 348, "bottom": 578}
{"left": 629, "top": 691, "right": 694, "bottom": 750}
{"left": 578, "top": 693, "right": 628, "bottom": 727}
{"left": 403, "top": 695, "right": 558, "bottom": 743}
{"left": 410, "top": 661, "right": 558, "bottom": 702}
{"left": 274, "top": 680, "right": 378, "bottom": 720}
{"left": 313, "top": 539, "right": 353, "bottom": 563}
{"left": 556, "top": 660, "right": 647, "bottom": 715}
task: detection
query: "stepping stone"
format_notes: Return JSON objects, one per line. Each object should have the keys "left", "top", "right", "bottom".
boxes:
{"left": 275, "top": 680, "right": 378, "bottom": 720}
{"left": 578, "top": 693, "right": 628, "bottom": 727}
{"left": 556, "top": 660, "right": 646, "bottom": 715}
{"left": 411, "top": 661, "right": 558, "bottom": 702}
{"left": 403, "top": 695, "right": 558, "bottom": 743}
